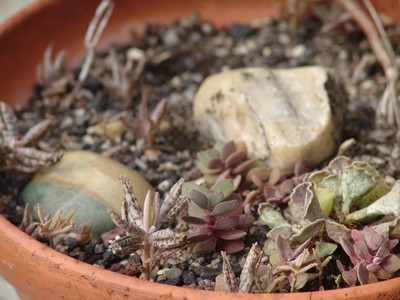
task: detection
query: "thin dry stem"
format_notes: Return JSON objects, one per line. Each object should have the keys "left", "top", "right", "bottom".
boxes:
{"left": 78, "top": 0, "right": 114, "bottom": 83}
{"left": 336, "top": 0, "right": 400, "bottom": 128}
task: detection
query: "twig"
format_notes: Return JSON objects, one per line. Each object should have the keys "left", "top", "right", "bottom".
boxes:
{"left": 78, "top": 0, "right": 115, "bottom": 83}
{"left": 335, "top": 0, "right": 400, "bottom": 128}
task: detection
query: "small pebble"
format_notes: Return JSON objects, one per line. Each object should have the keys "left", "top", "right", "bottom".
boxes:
{"left": 229, "top": 23, "right": 254, "bottom": 38}
{"left": 165, "top": 267, "right": 182, "bottom": 279}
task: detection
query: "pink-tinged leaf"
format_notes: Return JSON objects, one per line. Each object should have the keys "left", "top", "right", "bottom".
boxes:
{"left": 376, "top": 239, "right": 391, "bottom": 258}
{"left": 239, "top": 204, "right": 255, "bottom": 228}
{"left": 189, "top": 189, "right": 208, "bottom": 209}
{"left": 326, "top": 220, "right": 351, "bottom": 244}
{"left": 341, "top": 268, "right": 358, "bottom": 287}
{"left": 246, "top": 167, "right": 271, "bottom": 185}
{"left": 380, "top": 254, "right": 400, "bottom": 273}
{"left": 288, "top": 182, "right": 326, "bottom": 222}
{"left": 351, "top": 230, "right": 363, "bottom": 243}
{"left": 354, "top": 240, "right": 373, "bottom": 261}
{"left": 214, "top": 216, "right": 239, "bottom": 230}
{"left": 356, "top": 263, "right": 369, "bottom": 285}
{"left": 215, "top": 229, "right": 246, "bottom": 240}
{"left": 362, "top": 226, "right": 377, "bottom": 236}
{"left": 215, "top": 169, "right": 232, "bottom": 183}
{"left": 339, "top": 237, "right": 358, "bottom": 263}
{"left": 232, "top": 175, "right": 242, "bottom": 191}
{"left": 221, "top": 141, "right": 236, "bottom": 160}
{"left": 294, "top": 160, "right": 309, "bottom": 177}
{"left": 220, "top": 239, "right": 245, "bottom": 254}
{"left": 212, "top": 179, "right": 234, "bottom": 198}
{"left": 232, "top": 159, "right": 256, "bottom": 175}
{"left": 365, "top": 233, "right": 385, "bottom": 252}
{"left": 289, "top": 238, "right": 312, "bottom": 261}
{"left": 336, "top": 260, "right": 346, "bottom": 273}
{"left": 329, "top": 156, "right": 352, "bottom": 174}
{"left": 366, "top": 263, "right": 381, "bottom": 274}
{"left": 207, "top": 157, "right": 224, "bottom": 171}
{"left": 275, "top": 235, "right": 292, "bottom": 263}
{"left": 389, "top": 239, "right": 399, "bottom": 250}
{"left": 279, "top": 179, "right": 295, "bottom": 195}
{"left": 209, "top": 199, "right": 240, "bottom": 216}
{"left": 187, "top": 227, "right": 213, "bottom": 243}
{"left": 193, "top": 236, "right": 218, "bottom": 253}
{"left": 225, "top": 150, "right": 246, "bottom": 169}
{"left": 268, "top": 168, "right": 282, "bottom": 186}
{"left": 181, "top": 215, "right": 206, "bottom": 225}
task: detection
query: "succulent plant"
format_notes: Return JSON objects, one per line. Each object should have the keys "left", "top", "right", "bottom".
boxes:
{"left": 0, "top": 101, "right": 63, "bottom": 173}
{"left": 247, "top": 160, "right": 309, "bottom": 206}
{"left": 308, "top": 156, "right": 390, "bottom": 218}
{"left": 337, "top": 227, "right": 400, "bottom": 286}
{"left": 182, "top": 179, "right": 253, "bottom": 254}
{"left": 219, "top": 243, "right": 263, "bottom": 293}
{"left": 196, "top": 140, "right": 257, "bottom": 188}
{"left": 109, "top": 176, "right": 188, "bottom": 280}
{"left": 121, "top": 88, "right": 167, "bottom": 146}
{"left": 258, "top": 235, "right": 332, "bottom": 292}
{"left": 36, "top": 44, "right": 66, "bottom": 86}
{"left": 34, "top": 203, "right": 76, "bottom": 248}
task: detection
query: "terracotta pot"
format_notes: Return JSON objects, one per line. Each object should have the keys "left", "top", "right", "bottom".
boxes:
{"left": 1, "top": 0, "right": 400, "bottom": 299}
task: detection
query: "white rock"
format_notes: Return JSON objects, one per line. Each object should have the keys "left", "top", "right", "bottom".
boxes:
{"left": 193, "top": 66, "right": 346, "bottom": 173}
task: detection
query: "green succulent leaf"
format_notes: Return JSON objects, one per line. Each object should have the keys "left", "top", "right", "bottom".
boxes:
{"left": 208, "top": 191, "right": 225, "bottom": 207}
{"left": 258, "top": 203, "right": 288, "bottom": 228}
{"left": 314, "top": 187, "right": 335, "bottom": 216}
{"left": 189, "top": 189, "right": 209, "bottom": 209}
{"left": 315, "top": 241, "right": 337, "bottom": 257}
{"left": 308, "top": 170, "right": 331, "bottom": 186}
{"left": 212, "top": 179, "right": 234, "bottom": 198}
{"left": 341, "top": 165, "right": 377, "bottom": 214}
{"left": 346, "top": 181, "right": 400, "bottom": 222}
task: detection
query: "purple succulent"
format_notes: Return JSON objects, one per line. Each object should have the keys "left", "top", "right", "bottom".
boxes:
{"left": 197, "top": 140, "right": 257, "bottom": 188}
{"left": 247, "top": 160, "right": 309, "bottom": 206}
{"left": 182, "top": 179, "right": 254, "bottom": 254}
{"left": 337, "top": 227, "right": 400, "bottom": 286}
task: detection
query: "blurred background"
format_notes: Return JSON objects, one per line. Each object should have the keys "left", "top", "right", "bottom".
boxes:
{"left": 0, "top": 1, "right": 34, "bottom": 298}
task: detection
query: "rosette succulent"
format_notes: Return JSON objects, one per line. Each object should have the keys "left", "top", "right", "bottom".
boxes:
{"left": 196, "top": 140, "right": 257, "bottom": 188}
{"left": 182, "top": 179, "right": 253, "bottom": 253}
{"left": 337, "top": 227, "right": 400, "bottom": 286}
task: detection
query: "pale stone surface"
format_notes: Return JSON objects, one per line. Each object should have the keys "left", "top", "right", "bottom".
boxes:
{"left": 193, "top": 66, "right": 346, "bottom": 173}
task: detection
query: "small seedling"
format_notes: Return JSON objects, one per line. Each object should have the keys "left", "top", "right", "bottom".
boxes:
{"left": 109, "top": 176, "right": 188, "bottom": 280}
{"left": 0, "top": 101, "right": 63, "bottom": 173}
{"left": 34, "top": 203, "right": 76, "bottom": 248}
{"left": 182, "top": 179, "right": 253, "bottom": 253}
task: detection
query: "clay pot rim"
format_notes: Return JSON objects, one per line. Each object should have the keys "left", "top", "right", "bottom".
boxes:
{"left": 1, "top": 0, "right": 400, "bottom": 299}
